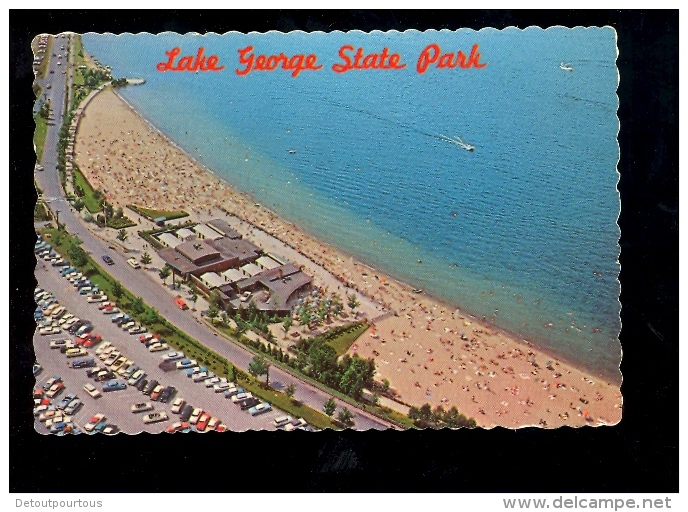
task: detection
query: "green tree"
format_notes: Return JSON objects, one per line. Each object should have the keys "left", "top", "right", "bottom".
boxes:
{"left": 323, "top": 397, "right": 336, "bottom": 417}
{"left": 114, "top": 207, "right": 123, "bottom": 219}
{"left": 112, "top": 280, "right": 124, "bottom": 299}
{"left": 419, "top": 403, "right": 433, "bottom": 421}
{"left": 116, "top": 229, "right": 128, "bottom": 242}
{"left": 284, "top": 383, "right": 296, "bottom": 401}
{"left": 145, "top": 308, "right": 160, "bottom": 325}
{"left": 330, "top": 293, "right": 344, "bottom": 317}
{"left": 347, "top": 293, "right": 360, "bottom": 313}
{"left": 140, "top": 251, "right": 152, "bottom": 265}
{"left": 220, "top": 312, "right": 229, "bottom": 327}
{"left": 67, "top": 240, "right": 87, "bottom": 267}
{"left": 308, "top": 343, "right": 338, "bottom": 377}
{"left": 248, "top": 355, "right": 270, "bottom": 387}
{"left": 73, "top": 199, "right": 85, "bottom": 212}
{"left": 298, "top": 307, "right": 312, "bottom": 327}
{"left": 131, "top": 296, "right": 145, "bottom": 316}
{"left": 207, "top": 304, "right": 219, "bottom": 320}
{"left": 158, "top": 265, "right": 171, "bottom": 285}
{"left": 282, "top": 315, "right": 293, "bottom": 337}
{"left": 337, "top": 407, "right": 355, "bottom": 425}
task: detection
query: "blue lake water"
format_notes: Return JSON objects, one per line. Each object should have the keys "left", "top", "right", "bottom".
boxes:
{"left": 83, "top": 28, "right": 621, "bottom": 378}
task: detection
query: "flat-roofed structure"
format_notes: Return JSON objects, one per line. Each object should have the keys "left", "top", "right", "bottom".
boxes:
{"left": 208, "top": 237, "right": 261, "bottom": 266}
{"left": 175, "top": 228, "right": 195, "bottom": 240}
{"left": 176, "top": 240, "right": 220, "bottom": 265}
{"left": 194, "top": 223, "right": 223, "bottom": 240}
{"left": 240, "top": 262, "right": 263, "bottom": 277}
{"left": 221, "top": 268, "right": 245, "bottom": 284}
{"left": 199, "top": 272, "right": 226, "bottom": 290}
{"left": 256, "top": 255, "right": 282, "bottom": 270}
{"left": 228, "top": 263, "right": 312, "bottom": 315}
{"left": 206, "top": 219, "right": 242, "bottom": 239}
{"left": 157, "top": 232, "right": 181, "bottom": 248}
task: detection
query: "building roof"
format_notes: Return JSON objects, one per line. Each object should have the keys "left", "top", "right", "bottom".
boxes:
{"left": 175, "top": 228, "right": 195, "bottom": 240}
{"left": 206, "top": 219, "right": 242, "bottom": 239}
{"left": 194, "top": 224, "right": 223, "bottom": 240}
{"left": 157, "top": 232, "right": 181, "bottom": 248}
{"left": 208, "top": 237, "right": 261, "bottom": 265}
{"left": 235, "top": 264, "right": 312, "bottom": 311}
{"left": 176, "top": 240, "right": 220, "bottom": 265}
{"left": 199, "top": 272, "right": 226, "bottom": 289}
{"left": 240, "top": 263, "right": 263, "bottom": 277}
{"left": 221, "top": 268, "right": 245, "bottom": 283}
{"left": 256, "top": 255, "right": 282, "bottom": 270}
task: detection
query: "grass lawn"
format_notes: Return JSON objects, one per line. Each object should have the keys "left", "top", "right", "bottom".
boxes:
{"left": 128, "top": 205, "right": 189, "bottom": 221}
{"left": 326, "top": 322, "right": 369, "bottom": 356}
{"left": 72, "top": 165, "right": 101, "bottom": 213}
{"left": 34, "top": 114, "right": 48, "bottom": 162}
{"left": 38, "top": 225, "right": 337, "bottom": 430}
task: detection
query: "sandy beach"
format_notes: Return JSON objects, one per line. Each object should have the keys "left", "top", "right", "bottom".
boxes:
{"left": 74, "top": 87, "right": 622, "bottom": 428}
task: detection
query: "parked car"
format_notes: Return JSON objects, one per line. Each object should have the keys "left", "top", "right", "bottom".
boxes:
{"left": 159, "top": 386, "right": 176, "bottom": 403}
{"left": 95, "top": 371, "right": 116, "bottom": 382}
{"left": 82, "top": 383, "right": 102, "bottom": 399}
{"left": 206, "top": 417, "right": 221, "bottom": 431}
{"left": 70, "top": 358, "right": 95, "bottom": 369}
{"left": 65, "top": 347, "right": 88, "bottom": 358}
{"left": 143, "top": 379, "right": 159, "bottom": 396}
{"left": 150, "top": 385, "right": 164, "bottom": 401}
{"left": 131, "top": 402, "right": 154, "bottom": 414}
{"left": 175, "top": 359, "right": 197, "bottom": 370}
{"left": 204, "top": 377, "right": 221, "bottom": 388}
{"left": 170, "top": 398, "right": 185, "bottom": 414}
{"left": 135, "top": 378, "right": 148, "bottom": 392}
{"left": 213, "top": 381, "right": 230, "bottom": 393}
{"left": 129, "top": 326, "right": 146, "bottom": 335}
{"left": 142, "top": 411, "right": 168, "bottom": 424}
{"left": 179, "top": 404, "right": 194, "bottom": 422}
{"left": 102, "top": 380, "right": 127, "bottom": 392}
{"left": 128, "top": 369, "right": 145, "bottom": 386}
{"left": 83, "top": 413, "right": 105, "bottom": 432}
{"left": 162, "top": 351, "right": 184, "bottom": 361}
{"left": 239, "top": 397, "right": 261, "bottom": 411}
{"left": 87, "top": 294, "right": 108, "bottom": 303}
{"left": 248, "top": 402, "right": 272, "bottom": 416}
{"left": 57, "top": 392, "right": 78, "bottom": 410}
{"left": 196, "top": 412, "right": 211, "bottom": 431}
{"left": 230, "top": 391, "right": 251, "bottom": 403}
{"left": 189, "top": 407, "right": 203, "bottom": 425}
{"left": 140, "top": 333, "right": 155, "bottom": 342}
{"left": 148, "top": 343, "right": 169, "bottom": 353}
{"left": 64, "top": 399, "right": 83, "bottom": 415}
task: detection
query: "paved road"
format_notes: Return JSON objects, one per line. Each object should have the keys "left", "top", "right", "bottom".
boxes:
{"left": 34, "top": 42, "right": 392, "bottom": 431}
{"left": 35, "top": 267, "right": 286, "bottom": 433}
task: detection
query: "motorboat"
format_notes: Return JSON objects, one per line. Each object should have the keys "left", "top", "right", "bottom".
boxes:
{"left": 560, "top": 62, "right": 574, "bottom": 71}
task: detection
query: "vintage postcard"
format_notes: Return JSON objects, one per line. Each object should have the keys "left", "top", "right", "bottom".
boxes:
{"left": 32, "top": 28, "right": 621, "bottom": 434}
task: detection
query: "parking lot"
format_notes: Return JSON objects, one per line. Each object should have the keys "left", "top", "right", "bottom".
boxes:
{"left": 34, "top": 255, "right": 304, "bottom": 434}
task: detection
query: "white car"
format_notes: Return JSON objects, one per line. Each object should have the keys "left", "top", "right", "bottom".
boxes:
{"left": 49, "top": 338, "right": 69, "bottom": 349}
{"left": 58, "top": 314, "right": 75, "bottom": 325}
{"left": 204, "top": 377, "right": 221, "bottom": 388}
{"left": 87, "top": 294, "right": 108, "bottom": 303}
{"left": 170, "top": 398, "right": 185, "bottom": 414}
{"left": 127, "top": 258, "right": 141, "bottom": 269}
{"left": 131, "top": 402, "right": 154, "bottom": 414}
{"left": 142, "top": 411, "right": 168, "bottom": 424}
{"left": 39, "top": 326, "right": 61, "bottom": 335}
{"left": 82, "top": 383, "right": 102, "bottom": 399}
{"left": 162, "top": 351, "right": 184, "bottom": 361}
{"left": 83, "top": 413, "right": 105, "bottom": 432}
{"left": 192, "top": 372, "right": 209, "bottom": 383}
{"left": 273, "top": 415, "right": 293, "bottom": 428}
{"left": 128, "top": 370, "right": 145, "bottom": 385}
{"left": 95, "top": 341, "right": 112, "bottom": 355}
{"left": 148, "top": 343, "right": 169, "bottom": 353}
{"left": 213, "top": 382, "right": 230, "bottom": 393}
{"left": 189, "top": 408, "right": 203, "bottom": 424}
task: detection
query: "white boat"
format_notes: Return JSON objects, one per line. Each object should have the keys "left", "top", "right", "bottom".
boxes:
{"left": 453, "top": 136, "right": 475, "bottom": 152}
{"left": 560, "top": 62, "right": 574, "bottom": 72}
{"left": 288, "top": 149, "right": 297, "bottom": 154}
{"left": 439, "top": 134, "right": 475, "bottom": 152}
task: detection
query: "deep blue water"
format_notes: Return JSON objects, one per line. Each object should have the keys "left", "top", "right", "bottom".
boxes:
{"left": 83, "top": 28, "right": 620, "bottom": 378}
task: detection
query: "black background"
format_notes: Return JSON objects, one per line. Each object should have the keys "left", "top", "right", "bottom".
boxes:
{"left": 9, "top": 10, "right": 678, "bottom": 492}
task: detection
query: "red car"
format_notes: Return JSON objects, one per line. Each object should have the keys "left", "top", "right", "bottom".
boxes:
{"left": 33, "top": 388, "right": 44, "bottom": 399}
{"left": 196, "top": 412, "right": 211, "bottom": 431}
{"left": 97, "top": 302, "right": 114, "bottom": 310}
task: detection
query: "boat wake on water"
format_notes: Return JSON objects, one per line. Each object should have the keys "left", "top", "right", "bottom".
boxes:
{"left": 438, "top": 134, "right": 475, "bottom": 151}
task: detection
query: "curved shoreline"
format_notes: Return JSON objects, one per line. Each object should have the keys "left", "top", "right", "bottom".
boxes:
{"left": 110, "top": 88, "right": 620, "bottom": 385}
{"left": 74, "top": 87, "right": 622, "bottom": 427}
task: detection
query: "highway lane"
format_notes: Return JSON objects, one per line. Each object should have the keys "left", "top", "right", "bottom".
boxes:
{"left": 35, "top": 266, "right": 284, "bottom": 433}
{"left": 33, "top": 36, "right": 392, "bottom": 431}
